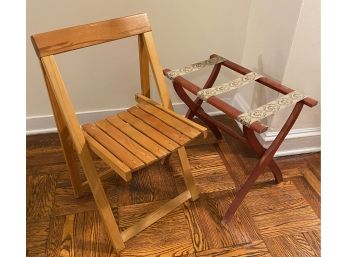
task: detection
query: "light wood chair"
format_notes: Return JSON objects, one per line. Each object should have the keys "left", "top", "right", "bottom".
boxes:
{"left": 31, "top": 13, "right": 207, "bottom": 252}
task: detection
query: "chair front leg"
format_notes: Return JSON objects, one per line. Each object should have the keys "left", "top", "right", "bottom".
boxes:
{"left": 177, "top": 146, "right": 200, "bottom": 201}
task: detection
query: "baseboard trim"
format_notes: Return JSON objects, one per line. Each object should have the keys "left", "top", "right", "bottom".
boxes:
{"left": 27, "top": 95, "right": 321, "bottom": 157}
{"left": 26, "top": 99, "right": 228, "bottom": 135}
{"left": 233, "top": 93, "right": 320, "bottom": 157}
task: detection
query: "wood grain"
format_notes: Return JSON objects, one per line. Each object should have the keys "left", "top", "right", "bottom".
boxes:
{"left": 27, "top": 220, "right": 49, "bottom": 257}
{"left": 96, "top": 119, "right": 157, "bottom": 164}
{"left": 143, "top": 32, "right": 173, "bottom": 109}
{"left": 118, "top": 111, "right": 179, "bottom": 151}
{"left": 303, "top": 230, "right": 321, "bottom": 255}
{"left": 118, "top": 201, "right": 194, "bottom": 256}
{"left": 27, "top": 174, "right": 57, "bottom": 223}
{"left": 135, "top": 93, "right": 208, "bottom": 136}
{"left": 128, "top": 106, "right": 190, "bottom": 145}
{"left": 83, "top": 124, "right": 145, "bottom": 170}
{"left": 32, "top": 13, "right": 151, "bottom": 57}
{"left": 27, "top": 129, "right": 320, "bottom": 256}
{"left": 46, "top": 211, "right": 119, "bottom": 257}
{"left": 121, "top": 190, "right": 191, "bottom": 241}
{"left": 137, "top": 102, "right": 200, "bottom": 139}
{"left": 169, "top": 144, "right": 235, "bottom": 194}
{"left": 302, "top": 167, "right": 321, "bottom": 196}
{"left": 138, "top": 34, "right": 150, "bottom": 97}
{"left": 107, "top": 115, "right": 169, "bottom": 158}
{"left": 196, "top": 240, "right": 271, "bottom": 257}
{"left": 292, "top": 176, "right": 321, "bottom": 218}
{"left": 265, "top": 233, "right": 320, "bottom": 257}
{"left": 245, "top": 181, "right": 320, "bottom": 238}
{"left": 183, "top": 190, "right": 260, "bottom": 252}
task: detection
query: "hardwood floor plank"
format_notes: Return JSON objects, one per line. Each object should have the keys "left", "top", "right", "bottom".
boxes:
{"left": 118, "top": 201, "right": 194, "bottom": 256}
{"left": 27, "top": 174, "right": 57, "bottom": 223}
{"left": 183, "top": 190, "right": 260, "bottom": 252}
{"left": 196, "top": 240, "right": 271, "bottom": 257}
{"left": 46, "top": 215, "right": 65, "bottom": 257}
{"left": 27, "top": 220, "right": 49, "bottom": 257}
{"left": 106, "top": 162, "right": 178, "bottom": 208}
{"left": 265, "top": 233, "right": 320, "bottom": 257}
{"left": 26, "top": 125, "right": 321, "bottom": 256}
{"left": 169, "top": 144, "right": 236, "bottom": 194}
{"left": 291, "top": 176, "right": 321, "bottom": 218}
{"left": 302, "top": 167, "right": 321, "bottom": 196}
{"left": 303, "top": 230, "right": 321, "bottom": 256}
{"left": 47, "top": 211, "right": 119, "bottom": 257}
{"left": 245, "top": 181, "right": 320, "bottom": 238}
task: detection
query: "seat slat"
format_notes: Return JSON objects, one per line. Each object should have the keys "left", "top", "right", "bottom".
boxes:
{"left": 96, "top": 120, "right": 157, "bottom": 164}
{"left": 137, "top": 103, "right": 201, "bottom": 138}
{"left": 128, "top": 106, "right": 191, "bottom": 145}
{"left": 135, "top": 93, "right": 207, "bottom": 135}
{"left": 83, "top": 124, "right": 145, "bottom": 170}
{"left": 106, "top": 115, "right": 169, "bottom": 158}
{"left": 117, "top": 111, "right": 179, "bottom": 151}
{"left": 83, "top": 132, "right": 132, "bottom": 181}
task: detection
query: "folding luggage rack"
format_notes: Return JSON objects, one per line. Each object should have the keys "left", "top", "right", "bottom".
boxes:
{"left": 164, "top": 54, "right": 318, "bottom": 224}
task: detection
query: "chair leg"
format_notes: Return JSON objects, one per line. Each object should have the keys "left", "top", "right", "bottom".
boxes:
{"left": 42, "top": 70, "right": 84, "bottom": 197}
{"left": 58, "top": 128, "right": 85, "bottom": 197}
{"left": 177, "top": 146, "right": 200, "bottom": 200}
{"left": 78, "top": 146, "right": 125, "bottom": 252}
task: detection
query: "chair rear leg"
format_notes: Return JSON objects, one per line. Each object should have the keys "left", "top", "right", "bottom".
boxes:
{"left": 58, "top": 128, "right": 85, "bottom": 197}
{"left": 42, "top": 70, "right": 84, "bottom": 197}
{"left": 177, "top": 146, "right": 199, "bottom": 200}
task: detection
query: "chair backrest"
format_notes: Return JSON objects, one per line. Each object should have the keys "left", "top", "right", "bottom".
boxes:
{"left": 31, "top": 13, "right": 173, "bottom": 156}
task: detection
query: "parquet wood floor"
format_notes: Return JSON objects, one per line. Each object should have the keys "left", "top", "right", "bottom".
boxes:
{"left": 27, "top": 116, "right": 320, "bottom": 256}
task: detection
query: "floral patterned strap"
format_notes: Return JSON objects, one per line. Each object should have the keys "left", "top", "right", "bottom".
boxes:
{"left": 165, "top": 56, "right": 226, "bottom": 80}
{"left": 197, "top": 72, "right": 262, "bottom": 101}
{"left": 237, "top": 91, "right": 306, "bottom": 127}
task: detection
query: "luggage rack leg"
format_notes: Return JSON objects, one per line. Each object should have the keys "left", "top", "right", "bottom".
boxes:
{"left": 222, "top": 102, "right": 304, "bottom": 224}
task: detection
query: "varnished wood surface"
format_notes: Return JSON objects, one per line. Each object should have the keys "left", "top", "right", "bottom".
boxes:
{"left": 32, "top": 14, "right": 151, "bottom": 57}
{"left": 27, "top": 116, "right": 320, "bottom": 256}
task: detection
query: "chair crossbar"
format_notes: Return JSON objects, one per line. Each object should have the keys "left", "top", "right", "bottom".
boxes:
{"left": 237, "top": 90, "right": 305, "bottom": 127}
{"left": 165, "top": 56, "right": 225, "bottom": 80}
{"left": 121, "top": 190, "right": 191, "bottom": 242}
{"left": 197, "top": 72, "right": 263, "bottom": 101}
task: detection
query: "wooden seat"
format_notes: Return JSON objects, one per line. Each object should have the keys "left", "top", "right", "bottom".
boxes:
{"left": 82, "top": 94, "right": 204, "bottom": 181}
{"left": 31, "top": 13, "right": 207, "bottom": 252}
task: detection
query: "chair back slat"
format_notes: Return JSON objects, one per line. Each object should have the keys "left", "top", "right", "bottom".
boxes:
{"left": 32, "top": 13, "right": 151, "bottom": 57}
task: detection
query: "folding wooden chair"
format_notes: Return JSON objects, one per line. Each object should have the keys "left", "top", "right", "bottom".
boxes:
{"left": 163, "top": 54, "right": 318, "bottom": 224}
{"left": 31, "top": 13, "right": 207, "bottom": 252}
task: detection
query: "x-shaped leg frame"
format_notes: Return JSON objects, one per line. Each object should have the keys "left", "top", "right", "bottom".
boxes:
{"left": 164, "top": 54, "right": 317, "bottom": 224}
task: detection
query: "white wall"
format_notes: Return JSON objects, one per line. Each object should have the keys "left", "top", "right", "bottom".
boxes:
{"left": 27, "top": 0, "right": 251, "bottom": 123}
{"left": 271, "top": 0, "right": 321, "bottom": 131}
{"left": 237, "top": 0, "right": 320, "bottom": 155}
{"left": 27, "top": 0, "right": 321, "bottom": 156}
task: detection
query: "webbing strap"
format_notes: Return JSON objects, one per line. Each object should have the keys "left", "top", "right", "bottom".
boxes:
{"left": 197, "top": 72, "right": 262, "bottom": 101}
{"left": 237, "top": 91, "right": 305, "bottom": 127}
{"left": 165, "top": 56, "right": 225, "bottom": 80}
